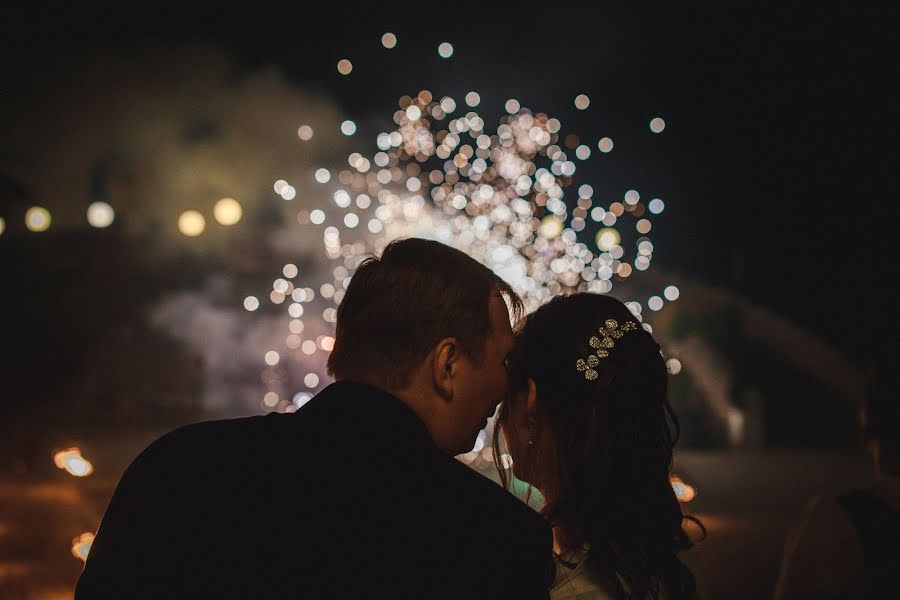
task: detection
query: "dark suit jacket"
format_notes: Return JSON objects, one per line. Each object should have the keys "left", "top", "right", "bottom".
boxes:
{"left": 76, "top": 381, "right": 553, "bottom": 599}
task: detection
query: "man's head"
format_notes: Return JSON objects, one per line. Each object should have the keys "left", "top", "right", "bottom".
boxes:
{"left": 327, "top": 238, "right": 521, "bottom": 455}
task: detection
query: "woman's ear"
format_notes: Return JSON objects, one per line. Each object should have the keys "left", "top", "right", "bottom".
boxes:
{"left": 432, "top": 337, "right": 458, "bottom": 402}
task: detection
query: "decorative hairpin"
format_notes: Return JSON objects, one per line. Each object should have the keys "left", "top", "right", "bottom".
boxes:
{"left": 575, "top": 319, "right": 639, "bottom": 380}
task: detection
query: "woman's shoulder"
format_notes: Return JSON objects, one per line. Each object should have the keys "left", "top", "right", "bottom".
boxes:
{"left": 550, "top": 549, "right": 624, "bottom": 600}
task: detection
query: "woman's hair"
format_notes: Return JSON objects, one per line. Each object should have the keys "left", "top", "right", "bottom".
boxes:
{"left": 493, "top": 293, "right": 701, "bottom": 600}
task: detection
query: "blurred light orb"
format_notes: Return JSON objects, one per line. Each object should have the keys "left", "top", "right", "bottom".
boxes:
{"left": 574, "top": 94, "right": 590, "bottom": 110}
{"left": 177, "top": 210, "right": 205, "bottom": 236}
{"left": 305, "top": 373, "right": 320, "bottom": 388}
{"left": 53, "top": 448, "right": 94, "bottom": 477}
{"left": 596, "top": 227, "right": 621, "bottom": 251}
{"left": 340, "top": 120, "right": 357, "bottom": 136}
{"left": 405, "top": 105, "right": 422, "bottom": 120}
{"left": 264, "top": 392, "right": 279, "bottom": 407}
{"left": 274, "top": 179, "right": 288, "bottom": 194}
{"left": 297, "top": 125, "right": 314, "bottom": 140}
{"left": 87, "top": 202, "right": 114, "bottom": 228}
{"left": 314, "top": 169, "right": 331, "bottom": 183}
{"left": 283, "top": 264, "right": 299, "bottom": 278}
{"left": 381, "top": 32, "right": 397, "bottom": 49}
{"left": 648, "top": 296, "right": 664, "bottom": 311}
{"left": 264, "top": 351, "right": 280, "bottom": 366}
{"left": 575, "top": 145, "right": 591, "bottom": 160}
{"left": 667, "top": 358, "right": 683, "bottom": 375}
{"left": 597, "top": 137, "right": 614, "bottom": 153}
{"left": 664, "top": 285, "right": 681, "bottom": 301}
{"left": 310, "top": 209, "right": 326, "bottom": 224}
{"left": 539, "top": 215, "right": 564, "bottom": 239}
{"left": 504, "top": 99, "right": 520, "bottom": 114}
{"left": 25, "top": 206, "right": 51, "bottom": 232}
{"left": 72, "top": 532, "right": 95, "bottom": 562}
{"left": 243, "top": 296, "right": 260, "bottom": 311}
{"left": 649, "top": 198, "right": 666, "bottom": 214}
{"left": 280, "top": 186, "right": 296, "bottom": 201}
{"left": 438, "top": 42, "right": 454, "bottom": 58}
{"left": 624, "top": 189, "right": 640, "bottom": 205}
{"left": 213, "top": 197, "right": 242, "bottom": 225}
{"left": 650, "top": 117, "right": 666, "bottom": 133}
{"left": 636, "top": 218, "right": 652, "bottom": 234}
{"left": 0, "top": 216, "right": 5, "bottom": 235}
{"left": 320, "top": 336, "right": 335, "bottom": 351}
{"left": 302, "top": 340, "right": 317, "bottom": 355}
{"left": 465, "top": 91, "right": 481, "bottom": 107}
{"left": 337, "top": 59, "right": 353, "bottom": 75}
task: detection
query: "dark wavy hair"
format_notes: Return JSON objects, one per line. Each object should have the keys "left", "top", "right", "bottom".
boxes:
{"left": 493, "top": 293, "right": 702, "bottom": 600}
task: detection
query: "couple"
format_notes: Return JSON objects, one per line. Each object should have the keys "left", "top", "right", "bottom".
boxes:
{"left": 76, "top": 238, "right": 697, "bottom": 599}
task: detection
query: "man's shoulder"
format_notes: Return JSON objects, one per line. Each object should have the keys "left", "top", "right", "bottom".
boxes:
{"left": 438, "top": 456, "right": 549, "bottom": 533}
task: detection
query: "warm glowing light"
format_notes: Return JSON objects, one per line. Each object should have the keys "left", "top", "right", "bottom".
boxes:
{"left": 314, "top": 169, "right": 331, "bottom": 184}
{"left": 297, "top": 125, "right": 314, "bottom": 140}
{"left": 337, "top": 59, "right": 353, "bottom": 75}
{"left": 53, "top": 448, "right": 94, "bottom": 477}
{"left": 667, "top": 358, "right": 682, "bottom": 375}
{"left": 596, "top": 227, "right": 621, "bottom": 251}
{"left": 264, "top": 351, "right": 280, "bottom": 366}
{"left": 381, "top": 33, "right": 397, "bottom": 49}
{"left": 87, "top": 202, "right": 115, "bottom": 228}
{"left": 72, "top": 532, "right": 95, "bottom": 562}
{"left": 539, "top": 215, "right": 564, "bottom": 239}
{"left": 650, "top": 117, "right": 666, "bottom": 133}
{"left": 0, "top": 217, "right": 5, "bottom": 235}
{"left": 25, "top": 206, "right": 51, "bottom": 232}
{"left": 304, "top": 373, "right": 320, "bottom": 388}
{"left": 213, "top": 198, "right": 242, "bottom": 226}
{"left": 283, "top": 264, "right": 298, "bottom": 278}
{"left": 465, "top": 91, "right": 480, "bottom": 107}
{"left": 178, "top": 210, "right": 205, "bottom": 236}
{"left": 597, "top": 137, "right": 614, "bottom": 153}
{"left": 670, "top": 475, "right": 696, "bottom": 502}
{"left": 574, "top": 94, "right": 590, "bottom": 110}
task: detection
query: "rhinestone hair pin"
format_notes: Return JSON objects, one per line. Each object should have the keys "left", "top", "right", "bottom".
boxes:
{"left": 575, "top": 319, "right": 639, "bottom": 380}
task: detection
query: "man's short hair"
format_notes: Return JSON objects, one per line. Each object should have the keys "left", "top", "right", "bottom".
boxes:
{"left": 327, "top": 238, "right": 522, "bottom": 389}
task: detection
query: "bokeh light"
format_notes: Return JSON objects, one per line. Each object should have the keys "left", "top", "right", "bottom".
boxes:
{"left": 25, "top": 206, "right": 51, "bottom": 232}
{"left": 71, "top": 532, "right": 95, "bottom": 562}
{"left": 340, "top": 120, "right": 357, "bottom": 136}
{"left": 667, "top": 358, "right": 682, "bottom": 375}
{"left": 213, "top": 197, "right": 242, "bottom": 226}
{"left": 597, "top": 137, "right": 614, "bottom": 153}
{"left": 53, "top": 448, "right": 93, "bottom": 477}
{"left": 297, "top": 125, "right": 314, "bottom": 140}
{"left": 596, "top": 227, "right": 621, "bottom": 251}
{"left": 664, "top": 285, "right": 680, "bottom": 301}
{"left": 86, "top": 202, "right": 115, "bottom": 228}
{"left": 650, "top": 117, "right": 666, "bottom": 133}
{"left": 337, "top": 59, "right": 353, "bottom": 75}
{"left": 438, "top": 42, "right": 454, "bottom": 58}
{"left": 177, "top": 210, "right": 205, "bottom": 237}
{"left": 381, "top": 32, "right": 397, "bottom": 49}
{"left": 243, "top": 296, "right": 260, "bottom": 311}
{"left": 574, "top": 94, "right": 590, "bottom": 110}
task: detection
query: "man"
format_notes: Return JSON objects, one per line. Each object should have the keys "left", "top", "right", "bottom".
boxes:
{"left": 76, "top": 238, "right": 553, "bottom": 599}
{"left": 773, "top": 345, "right": 900, "bottom": 598}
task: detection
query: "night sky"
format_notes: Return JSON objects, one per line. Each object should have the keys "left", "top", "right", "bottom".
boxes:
{"left": 2, "top": 3, "right": 896, "bottom": 360}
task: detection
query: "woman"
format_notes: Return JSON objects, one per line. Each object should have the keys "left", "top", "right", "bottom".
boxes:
{"left": 494, "top": 293, "right": 701, "bottom": 599}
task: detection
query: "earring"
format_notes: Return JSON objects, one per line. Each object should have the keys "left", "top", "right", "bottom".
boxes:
{"left": 528, "top": 422, "right": 535, "bottom": 447}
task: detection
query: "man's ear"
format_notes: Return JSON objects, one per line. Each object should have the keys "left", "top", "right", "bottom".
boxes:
{"left": 432, "top": 337, "right": 459, "bottom": 402}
